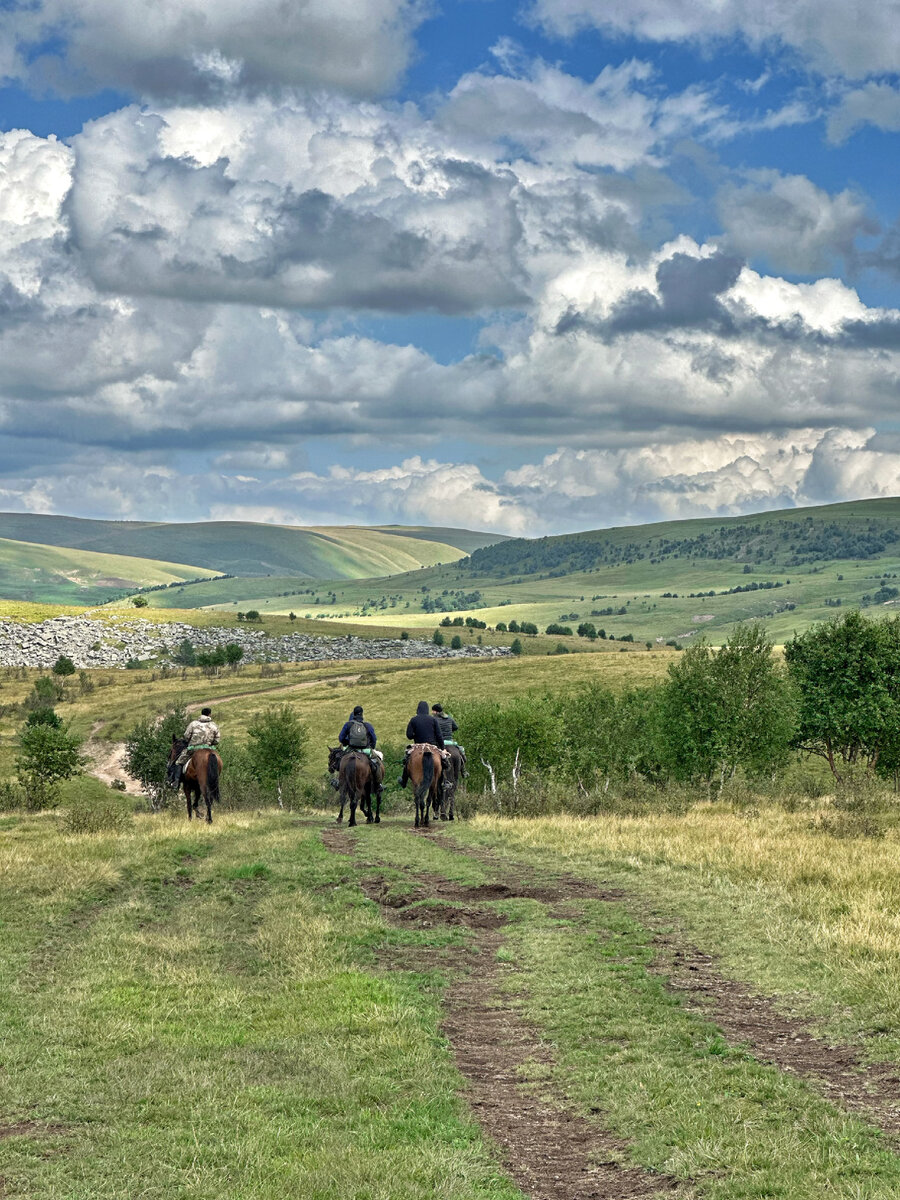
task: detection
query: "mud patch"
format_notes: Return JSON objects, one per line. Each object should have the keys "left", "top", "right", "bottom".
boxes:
{"left": 0, "top": 1121, "right": 66, "bottom": 1140}
{"left": 394, "top": 902, "right": 507, "bottom": 930}
{"left": 654, "top": 939, "right": 900, "bottom": 1138}
{"left": 320, "top": 827, "right": 356, "bottom": 856}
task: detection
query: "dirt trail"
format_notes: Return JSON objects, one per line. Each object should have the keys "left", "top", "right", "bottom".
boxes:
{"left": 325, "top": 827, "right": 684, "bottom": 1200}
{"left": 428, "top": 830, "right": 900, "bottom": 1143}
{"left": 186, "top": 672, "right": 361, "bottom": 711}
{"left": 84, "top": 722, "right": 143, "bottom": 796}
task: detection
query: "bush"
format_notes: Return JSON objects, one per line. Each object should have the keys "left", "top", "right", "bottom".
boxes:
{"left": 132, "top": 596, "right": 148, "bottom": 608}
{"left": 24, "top": 676, "right": 64, "bottom": 709}
{"left": 52, "top": 655, "right": 76, "bottom": 677}
{"left": 545, "top": 624, "right": 573, "bottom": 637}
{"left": 246, "top": 705, "right": 309, "bottom": 807}
{"left": 16, "top": 721, "right": 85, "bottom": 810}
{"left": 172, "top": 639, "right": 196, "bottom": 667}
{"left": 450, "top": 635, "right": 463, "bottom": 649}
{"left": 433, "top": 630, "right": 445, "bottom": 646}
{"left": 510, "top": 638, "right": 523, "bottom": 656}
{"left": 25, "top": 706, "right": 62, "bottom": 729}
{"left": 64, "top": 789, "right": 132, "bottom": 834}
{"left": 124, "top": 701, "right": 189, "bottom": 811}
{"left": 400, "top": 631, "right": 409, "bottom": 640}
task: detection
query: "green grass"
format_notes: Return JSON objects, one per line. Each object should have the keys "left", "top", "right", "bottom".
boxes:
{"left": 0, "top": 537, "right": 218, "bottom": 605}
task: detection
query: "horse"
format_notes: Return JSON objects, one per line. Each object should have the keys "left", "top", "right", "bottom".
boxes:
{"left": 436, "top": 744, "right": 464, "bottom": 821}
{"left": 407, "top": 744, "right": 442, "bottom": 828}
{"left": 168, "top": 737, "right": 221, "bottom": 824}
{"left": 330, "top": 746, "right": 381, "bottom": 828}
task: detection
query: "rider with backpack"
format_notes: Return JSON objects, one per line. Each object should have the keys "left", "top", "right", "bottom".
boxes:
{"left": 333, "top": 706, "right": 384, "bottom": 799}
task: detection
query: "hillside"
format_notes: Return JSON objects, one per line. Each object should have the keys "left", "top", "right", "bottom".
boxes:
{"left": 0, "top": 514, "right": 506, "bottom": 580}
{"left": 163, "top": 498, "right": 900, "bottom": 646}
{"left": 0, "top": 537, "right": 218, "bottom": 606}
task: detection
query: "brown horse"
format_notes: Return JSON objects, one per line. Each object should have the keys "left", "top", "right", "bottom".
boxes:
{"left": 407, "top": 744, "right": 442, "bottom": 828}
{"left": 436, "top": 744, "right": 464, "bottom": 821}
{"left": 169, "top": 737, "right": 221, "bottom": 823}
{"left": 330, "top": 747, "right": 382, "bottom": 827}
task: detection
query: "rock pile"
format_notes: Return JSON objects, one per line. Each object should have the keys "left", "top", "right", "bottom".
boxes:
{"left": 0, "top": 617, "right": 510, "bottom": 669}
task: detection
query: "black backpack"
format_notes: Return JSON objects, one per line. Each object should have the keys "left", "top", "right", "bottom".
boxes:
{"left": 347, "top": 719, "right": 369, "bottom": 748}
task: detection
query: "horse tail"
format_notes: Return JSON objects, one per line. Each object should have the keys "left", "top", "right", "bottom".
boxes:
{"left": 207, "top": 752, "right": 220, "bottom": 803}
{"left": 422, "top": 749, "right": 434, "bottom": 792}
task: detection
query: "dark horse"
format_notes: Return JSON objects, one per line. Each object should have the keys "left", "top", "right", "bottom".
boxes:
{"left": 407, "top": 744, "right": 442, "bottom": 828}
{"left": 436, "top": 744, "right": 464, "bottom": 821}
{"left": 168, "top": 737, "right": 221, "bottom": 823}
{"left": 329, "top": 746, "right": 381, "bottom": 828}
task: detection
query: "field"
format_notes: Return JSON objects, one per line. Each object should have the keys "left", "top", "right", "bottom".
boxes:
{"left": 0, "top": 514, "right": 504, "bottom": 580}
{"left": 0, "top": 537, "right": 218, "bottom": 606}
{"left": 5, "top": 649, "right": 900, "bottom": 1196}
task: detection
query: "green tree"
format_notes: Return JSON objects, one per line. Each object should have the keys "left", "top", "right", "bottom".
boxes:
{"left": 433, "top": 630, "right": 445, "bottom": 646}
{"left": 25, "top": 706, "right": 62, "bottom": 729}
{"left": 132, "top": 595, "right": 148, "bottom": 608}
{"left": 246, "top": 705, "right": 308, "bottom": 808}
{"left": 172, "top": 639, "right": 196, "bottom": 666}
{"left": 510, "top": 638, "right": 523, "bottom": 656}
{"left": 784, "top": 610, "right": 900, "bottom": 778}
{"left": 124, "top": 702, "right": 189, "bottom": 811}
{"left": 224, "top": 643, "right": 244, "bottom": 667}
{"left": 16, "top": 721, "right": 85, "bottom": 810}
{"left": 52, "top": 655, "right": 76, "bottom": 677}
{"left": 659, "top": 623, "right": 795, "bottom": 784}
{"left": 450, "top": 635, "right": 463, "bottom": 649}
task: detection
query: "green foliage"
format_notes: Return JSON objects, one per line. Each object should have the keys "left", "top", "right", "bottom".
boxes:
{"left": 132, "top": 595, "right": 148, "bottom": 608}
{"left": 245, "top": 610, "right": 262, "bottom": 622}
{"left": 433, "top": 630, "right": 445, "bottom": 646}
{"left": 450, "top": 695, "right": 562, "bottom": 796}
{"left": 52, "top": 654, "right": 76, "bottom": 676}
{"left": 25, "top": 706, "right": 62, "bottom": 729}
{"left": 123, "top": 701, "right": 189, "bottom": 811}
{"left": 450, "top": 635, "right": 463, "bottom": 649}
{"left": 224, "top": 642, "right": 243, "bottom": 665}
{"left": 577, "top": 622, "right": 597, "bottom": 640}
{"left": 545, "top": 623, "right": 573, "bottom": 636}
{"left": 659, "top": 623, "right": 795, "bottom": 783}
{"left": 510, "top": 638, "right": 523, "bottom": 656}
{"left": 172, "top": 638, "right": 197, "bottom": 666}
{"left": 16, "top": 720, "right": 85, "bottom": 810}
{"left": 246, "top": 705, "right": 308, "bottom": 806}
{"left": 785, "top": 610, "right": 900, "bottom": 779}
{"left": 24, "top": 675, "right": 64, "bottom": 710}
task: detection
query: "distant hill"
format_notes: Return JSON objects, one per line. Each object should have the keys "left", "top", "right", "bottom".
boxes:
{"left": 0, "top": 514, "right": 507, "bottom": 580}
{"left": 460, "top": 499, "right": 900, "bottom": 578}
{"left": 0, "top": 537, "right": 218, "bottom": 606}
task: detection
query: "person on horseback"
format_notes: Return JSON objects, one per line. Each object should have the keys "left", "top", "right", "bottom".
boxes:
{"left": 398, "top": 700, "right": 444, "bottom": 788}
{"left": 332, "top": 705, "right": 384, "bottom": 799}
{"left": 170, "top": 707, "right": 219, "bottom": 787}
{"left": 432, "top": 703, "right": 467, "bottom": 777}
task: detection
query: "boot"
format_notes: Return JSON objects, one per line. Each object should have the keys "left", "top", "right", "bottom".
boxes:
{"left": 329, "top": 775, "right": 340, "bottom": 791}
{"left": 169, "top": 763, "right": 183, "bottom": 788}
{"left": 397, "top": 768, "right": 408, "bottom": 788}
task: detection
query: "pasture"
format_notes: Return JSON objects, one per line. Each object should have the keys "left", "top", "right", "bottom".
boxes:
{"left": 5, "top": 644, "right": 900, "bottom": 1197}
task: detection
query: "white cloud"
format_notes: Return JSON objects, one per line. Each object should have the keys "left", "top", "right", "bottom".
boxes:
{"left": 828, "top": 82, "right": 900, "bottom": 142}
{"left": 1, "top": 0, "right": 426, "bottom": 99}
{"left": 528, "top": 0, "right": 900, "bottom": 80}
{"left": 716, "top": 171, "right": 876, "bottom": 274}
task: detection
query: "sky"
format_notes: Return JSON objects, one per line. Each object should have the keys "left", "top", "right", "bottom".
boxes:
{"left": 0, "top": 0, "right": 898, "bottom": 536}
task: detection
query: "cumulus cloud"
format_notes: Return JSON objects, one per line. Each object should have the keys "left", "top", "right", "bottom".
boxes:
{"left": 716, "top": 171, "right": 876, "bottom": 275}
{"left": 528, "top": 0, "right": 900, "bottom": 80}
{"left": 827, "top": 82, "right": 900, "bottom": 142}
{"left": 1, "top": 0, "right": 426, "bottom": 99}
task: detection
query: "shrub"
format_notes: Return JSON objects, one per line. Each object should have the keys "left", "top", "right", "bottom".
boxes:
{"left": 16, "top": 721, "right": 85, "bottom": 810}
{"left": 510, "top": 638, "right": 523, "bottom": 656}
{"left": 451, "top": 635, "right": 463, "bottom": 649}
{"left": 400, "top": 631, "right": 409, "bottom": 640}
{"left": 245, "top": 610, "right": 262, "bottom": 622}
{"left": 433, "top": 630, "right": 445, "bottom": 646}
{"left": 25, "top": 706, "right": 62, "bottom": 729}
{"left": 52, "top": 655, "right": 76, "bottom": 677}
{"left": 246, "top": 706, "right": 308, "bottom": 808}
{"left": 545, "top": 624, "right": 573, "bottom": 637}
{"left": 124, "top": 701, "right": 189, "bottom": 811}
{"left": 172, "top": 639, "right": 197, "bottom": 667}
{"left": 24, "top": 676, "right": 63, "bottom": 709}
{"left": 132, "top": 596, "right": 148, "bottom": 608}
{"left": 64, "top": 789, "right": 132, "bottom": 834}
{"left": 496, "top": 622, "right": 507, "bottom": 632}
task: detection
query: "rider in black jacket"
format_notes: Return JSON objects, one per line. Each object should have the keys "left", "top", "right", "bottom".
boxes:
{"left": 398, "top": 700, "right": 444, "bottom": 787}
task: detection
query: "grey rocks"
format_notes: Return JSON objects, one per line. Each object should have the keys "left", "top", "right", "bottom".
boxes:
{"left": 0, "top": 616, "right": 510, "bottom": 669}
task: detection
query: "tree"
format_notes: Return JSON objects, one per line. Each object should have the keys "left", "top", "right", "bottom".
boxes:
{"left": 577, "top": 622, "right": 598, "bottom": 640}
{"left": 16, "top": 721, "right": 85, "bottom": 810}
{"left": 124, "top": 702, "right": 189, "bottom": 811}
{"left": 224, "top": 643, "right": 244, "bottom": 667}
{"left": 659, "top": 623, "right": 795, "bottom": 784}
{"left": 510, "top": 638, "right": 523, "bottom": 656}
{"left": 172, "top": 639, "right": 197, "bottom": 666}
{"left": 245, "top": 610, "right": 262, "bottom": 622}
{"left": 132, "top": 596, "right": 148, "bottom": 608}
{"left": 52, "top": 655, "right": 76, "bottom": 677}
{"left": 289, "top": 612, "right": 297, "bottom": 621}
{"left": 246, "top": 705, "right": 308, "bottom": 808}
{"left": 433, "top": 630, "right": 445, "bottom": 646}
{"left": 784, "top": 610, "right": 900, "bottom": 778}
{"left": 451, "top": 635, "right": 463, "bottom": 649}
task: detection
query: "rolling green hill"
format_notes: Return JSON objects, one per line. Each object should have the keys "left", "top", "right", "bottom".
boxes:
{"left": 0, "top": 537, "right": 218, "bottom": 606}
{"left": 0, "top": 514, "right": 506, "bottom": 580}
{"left": 149, "top": 499, "right": 900, "bottom": 647}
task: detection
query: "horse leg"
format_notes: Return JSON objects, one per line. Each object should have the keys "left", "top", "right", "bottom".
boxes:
{"left": 348, "top": 792, "right": 357, "bottom": 827}
{"left": 185, "top": 785, "right": 192, "bottom": 820}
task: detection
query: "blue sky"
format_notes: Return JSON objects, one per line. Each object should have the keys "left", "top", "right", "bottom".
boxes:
{"left": 0, "top": 0, "right": 898, "bottom": 533}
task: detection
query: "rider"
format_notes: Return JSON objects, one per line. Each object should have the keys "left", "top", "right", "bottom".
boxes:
{"left": 334, "top": 705, "right": 384, "bottom": 798}
{"left": 171, "top": 707, "right": 220, "bottom": 786}
{"left": 431, "top": 703, "right": 467, "bottom": 777}
{"left": 398, "top": 700, "right": 445, "bottom": 788}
